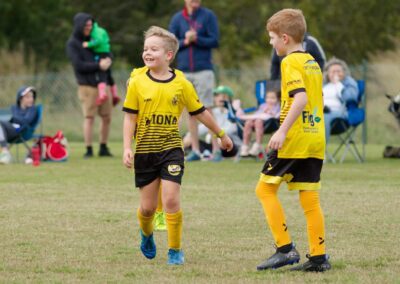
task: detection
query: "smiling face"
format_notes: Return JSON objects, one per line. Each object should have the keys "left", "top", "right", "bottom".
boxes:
{"left": 142, "top": 36, "right": 173, "bottom": 70}
{"left": 268, "top": 31, "right": 287, "bottom": 56}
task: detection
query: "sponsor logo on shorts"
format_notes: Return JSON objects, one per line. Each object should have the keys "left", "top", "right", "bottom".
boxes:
{"left": 168, "top": 164, "right": 181, "bottom": 176}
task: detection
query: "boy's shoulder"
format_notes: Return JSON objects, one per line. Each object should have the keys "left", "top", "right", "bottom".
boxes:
{"left": 174, "top": 68, "right": 186, "bottom": 79}
{"left": 130, "top": 67, "right": 148, "bottom": 79}
{"left": 281, "top": 51, "right": 315, "bottom": 71}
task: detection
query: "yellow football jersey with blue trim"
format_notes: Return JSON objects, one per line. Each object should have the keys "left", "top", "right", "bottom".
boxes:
{"left": 279, "top": 51, "right": 325, "bottom": 159}
{"left": 123, "top": 67, "right": 205, "bottom": 154}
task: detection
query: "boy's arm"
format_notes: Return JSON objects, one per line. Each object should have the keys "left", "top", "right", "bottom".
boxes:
{"left": 123, "top": 112, "right": 137, "bottom": 168}
{"left": 194, "top": 110, "right": 233, "bottom": 151}
{"left": 268, "top": 92, "right": 307, "bottom": 150}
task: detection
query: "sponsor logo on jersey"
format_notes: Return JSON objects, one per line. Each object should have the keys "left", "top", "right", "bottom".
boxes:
{"left": 145, "top": 114, "right": 178, "bottom": 126}
{"left": 302, "top": 107, "right": 321, "bottom": 126}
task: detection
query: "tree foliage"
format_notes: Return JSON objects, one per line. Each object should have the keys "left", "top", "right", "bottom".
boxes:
{"left": 0, "top": 0, "right": 399, "bottom": 72}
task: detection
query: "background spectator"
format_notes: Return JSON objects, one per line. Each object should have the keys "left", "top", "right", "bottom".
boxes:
{"left": 82, "top": 20, "right": 121, "bottom": 106}
{"left": 169, "top": 0, "right": 219, "bottom": 161}
{"left": 183, "top": 85, "right": 241, "bottom": 161}
{"left": 0, "top": 86, "right": 38, "bottom": 164}
{"left": 238, "top": 89, "right": 280, "bottom": 157}
{"left": 323, "top": 57, "right": 359, "bottom": 143}
{"left": 66, "top": 12, "right": 114, "bottom": 158}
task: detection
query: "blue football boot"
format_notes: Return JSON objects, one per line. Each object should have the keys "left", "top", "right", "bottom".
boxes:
{"left": 167, "top": 249, "right": 184, "bottom": 265}
{"left": 140, "top": 230, "right": 156, "bottom": 259}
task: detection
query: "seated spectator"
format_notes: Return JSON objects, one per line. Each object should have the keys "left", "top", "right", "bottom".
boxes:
{"left": 238, "top": 89, "right": 280, "bottom": 157}
{"left": 323, "top": 57, "right": 359, "bottom": 143}
{"left": 183, "top": 85, "right": 241, "bottom": 161}
{"left": 0, "top": 86, "right": 38, "bottom": 164}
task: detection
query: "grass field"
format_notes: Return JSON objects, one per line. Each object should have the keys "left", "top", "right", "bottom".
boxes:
{"left": 1, "top": 143, "right": 400, "bottom": 283}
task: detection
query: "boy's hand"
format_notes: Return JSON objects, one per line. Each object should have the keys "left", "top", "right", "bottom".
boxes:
{"left": 268, "top": 129, "right": 286, "bottom": 150}
{"left": 219, "top": 135, "right": 233, "bottom": 152}
{"left": 123, "top": 148, "right": 134, "bottom": 168}
{"left": 82, "top": 42, "right": 89, "bottom": 48}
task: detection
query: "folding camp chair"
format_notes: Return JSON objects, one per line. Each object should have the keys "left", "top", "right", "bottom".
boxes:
{"left": 8, "top": 104, "right": 43, "bottom": 161}
{"left": 326, "top": 80, "right": 366, "bottom": 163}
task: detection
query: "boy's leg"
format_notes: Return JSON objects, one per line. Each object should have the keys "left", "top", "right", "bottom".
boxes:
{"left": 299, "top": 190, "right": 325, "bottom": 256}
{"left": 154, "top": 185, "right": 166, "bottom": 231}
{"left": 255, "top": 181, "right": 300, "bottom": 270}
{"left": 291, "top": 190, "right": 330, "bottom": 272}
{"left": 137, "top": 178, "right": 160, "bottom": 259}
{"left": 162, "top": 179, "right": 184, "bottom": 265}
{"left": 255, "top": 181, "right": 291, "bottom": 247}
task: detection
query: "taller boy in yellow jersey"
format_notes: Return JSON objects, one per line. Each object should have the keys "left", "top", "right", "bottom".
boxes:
{"left": 122, "top": 26, "right": 233, "bottom": 265}
{"left": 255, "top": 9, "right": 331, "bottom": 272}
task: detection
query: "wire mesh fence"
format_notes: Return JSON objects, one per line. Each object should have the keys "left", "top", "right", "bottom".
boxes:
{"left": 0, "top": 67, "right": 268, "bottom": 142}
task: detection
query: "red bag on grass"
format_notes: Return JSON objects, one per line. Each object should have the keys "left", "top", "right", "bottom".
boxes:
{"left": 40, "top": 130, "right": 68, "bottom": 162}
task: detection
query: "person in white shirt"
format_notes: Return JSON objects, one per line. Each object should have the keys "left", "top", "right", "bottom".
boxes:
{"left": 323, "top": 57, "right": 359, "bottom": 143}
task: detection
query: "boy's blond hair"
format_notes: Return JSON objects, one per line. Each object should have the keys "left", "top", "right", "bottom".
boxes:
{"left": 144, "top": 26, "right": 179, "bottom": 62}
{"left": 266, "top": 9, "right": 306, "bottom": 43}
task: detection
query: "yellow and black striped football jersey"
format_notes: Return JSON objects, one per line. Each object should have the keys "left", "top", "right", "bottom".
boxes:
{"left": 123, "top": 67, "right": 205, "bottom": 154}
{"left": 279, "top": 51, "right": 325, "bottom": 159}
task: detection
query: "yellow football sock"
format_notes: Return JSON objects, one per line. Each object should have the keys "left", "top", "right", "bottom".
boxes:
{"left": 137, "top": 208, "right": 154, "bottom": 237}
{"left": 165, "top": 210, "right": 183, "bottom": 250}
{"left": 299, "top": 190, "right": 326, "bottom": 256}
{"left": 255, "top": 181, "right": 291, "bottom": 248}
{"left": 156, "top": 186, "right": 163, "bottom": 212}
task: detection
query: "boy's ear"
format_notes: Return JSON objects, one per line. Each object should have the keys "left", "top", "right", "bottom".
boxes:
{"left": 166, "top": 50, "right": 174, "bottom": 61}
{"left": 281, "top": 34, "right": 288, "bottom": 44}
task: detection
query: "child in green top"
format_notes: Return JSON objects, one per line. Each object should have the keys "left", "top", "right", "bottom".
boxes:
{"left": 83, "top": 21, "right": 120, "bottom": 106}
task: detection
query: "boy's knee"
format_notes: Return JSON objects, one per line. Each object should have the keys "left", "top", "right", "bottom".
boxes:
{"left": 255, "top": 181, "right": 278, "bottom": 199}
{"left": 140, "top": 206, "right": 156, "bottom": 217}
{"left": 163, "top": 196, "right": 179, "bottom": 211}
{"left": 299, "top": 190, "right": 320, "bottom": 211}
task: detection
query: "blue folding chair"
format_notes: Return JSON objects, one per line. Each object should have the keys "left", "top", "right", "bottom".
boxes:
{"left": 326, "top": 80, "right": 366, "bottom": 163}
{"left": 8, "top": 104, "right": 43, "bottom": 161}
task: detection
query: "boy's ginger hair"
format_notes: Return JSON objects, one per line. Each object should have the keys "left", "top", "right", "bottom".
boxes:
{"left": 144, "top": 26, "right": 179, "bottom": 62}
{"left": 266, "top": 9, "right": 306, "bottom": 43}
